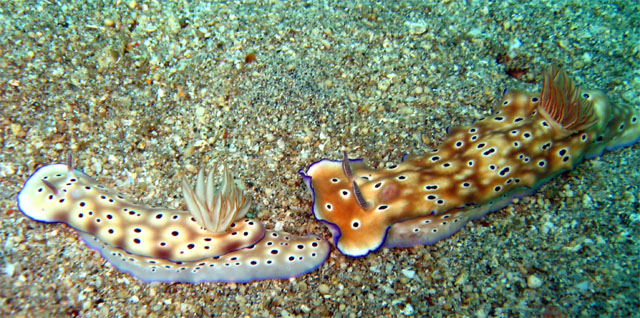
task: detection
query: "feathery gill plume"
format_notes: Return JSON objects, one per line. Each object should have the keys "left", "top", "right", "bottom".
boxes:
{"left": 182, "top": 165, "right": 251, "bottom": 233}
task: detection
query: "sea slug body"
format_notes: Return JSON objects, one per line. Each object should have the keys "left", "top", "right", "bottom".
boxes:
{"left": 300, "top": 67, "right": 640, "bottom": 257}
{"left": 18, "top": 158, "right": 330, "bottom": 283}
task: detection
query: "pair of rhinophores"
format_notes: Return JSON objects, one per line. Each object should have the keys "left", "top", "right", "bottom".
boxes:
{"left": 18, "top": 67, "right": 640, "bottom": 282}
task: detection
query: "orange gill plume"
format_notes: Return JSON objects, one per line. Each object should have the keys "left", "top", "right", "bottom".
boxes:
{"left": 539, "top": 66, "right": 598, "bottom": 136}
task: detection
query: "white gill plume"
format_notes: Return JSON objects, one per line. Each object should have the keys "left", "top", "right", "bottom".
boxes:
{"left": 182, "top": 165, "right": 251, "bottom": 233}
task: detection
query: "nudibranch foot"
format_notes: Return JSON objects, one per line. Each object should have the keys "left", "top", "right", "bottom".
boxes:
{"left": 80, "top": 230, "right": 330, "bottom": 284}
{"left": 300, "top": 67, "right": 640, "bottom": 257}
{"left": 383, "top": 184, "right": 536, "bottom": 249}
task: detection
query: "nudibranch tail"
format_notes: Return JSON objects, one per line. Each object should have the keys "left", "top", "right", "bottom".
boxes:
{"left": 19, "top": 158, "right": 331, "bottom": 283}
{"left": 300, "top": 67, "right": 640, "bottom": 257}
{"left": 600, "top": 94, "right": 640, "bottom": 151}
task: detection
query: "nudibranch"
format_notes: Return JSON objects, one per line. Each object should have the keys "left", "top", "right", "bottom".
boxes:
{"left": 18, "top": 156, "right": 330, "bottom": 283}
{"left": 300, "top": 67, "right": 640, "bottom": 257}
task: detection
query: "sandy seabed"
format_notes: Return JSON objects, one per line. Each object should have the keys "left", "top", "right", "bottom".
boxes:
{"left": 1, "top": 1, "right": 639, "bottom": 317}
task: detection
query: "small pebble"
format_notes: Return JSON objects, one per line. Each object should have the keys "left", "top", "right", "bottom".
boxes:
{"left": 401, "top": 304, "right": 414, "bottom": 315}
{"left": 541, "top": 221, "right": 555, "bottom": 235}
{"left": 405, "top": 21, "right": 427, "bottom": 35}
{"left": 527, "top": 275, "right": 543, "bottom": 289}
{"left": 573, "top": 280, "right": 590, "bottom": 293}
{"left": 296, "top": 281, "right": 308, "bottom": 293}
{"left": 321, "top": 40, "right": 331, "bottom": 50}
{"left": 401, "top": 268, "right": 415, "bottom": 280}
{"left": 318, "top": 283, "right": 330, "bottom": 294}
{"left": 4, "top": 263, "right": 16, "bottom": 277}
{"left": 377, "top": 78, "right": 391, "bottom": 92}
{"left": 195, "top": 106, "right": 206, "bottom": 117}
{"left": 300, "top": 304, "right": 311, "bottom": 313}
{"left": 265, "top": 133, "right": 276, "bottom": 142}
{"left": 104, "top": 18, "right": 115, "bottom": 28}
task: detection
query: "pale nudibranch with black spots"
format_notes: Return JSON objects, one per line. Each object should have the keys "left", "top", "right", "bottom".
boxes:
{"left": 300, "top": 67, "right": 640, "bottom": 257}
{"left": 17, "top": 156, "right": 330, "bottom": 283}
